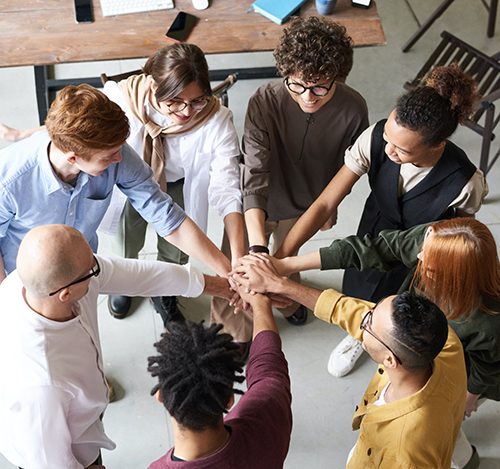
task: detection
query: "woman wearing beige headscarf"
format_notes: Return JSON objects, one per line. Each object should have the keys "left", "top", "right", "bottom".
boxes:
{"left": 102, "top": 44, "right": 244, "bottom": 329}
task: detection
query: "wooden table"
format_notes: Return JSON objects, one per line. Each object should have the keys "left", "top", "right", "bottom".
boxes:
{"left": 0, "top": 0, "right": 385, "bottom": 121}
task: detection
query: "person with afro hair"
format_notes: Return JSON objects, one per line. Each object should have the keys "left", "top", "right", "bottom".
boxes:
{"left": 147, "top": 286, "right": 292, "bottom": 468}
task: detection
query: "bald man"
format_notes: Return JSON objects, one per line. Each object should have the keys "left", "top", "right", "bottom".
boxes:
{"left": 0, "top": 224, "right": 232, "bottom": 469}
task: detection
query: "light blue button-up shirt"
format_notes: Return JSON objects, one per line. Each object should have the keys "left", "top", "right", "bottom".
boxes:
{"left": 0, "top": 131, "right": 186, "bottom": 274}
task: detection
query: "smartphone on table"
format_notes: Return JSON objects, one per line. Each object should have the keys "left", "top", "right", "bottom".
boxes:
{"left": 74, "top": 0, "right": 94, "bottom": 23}
{"left": 165, "top": 12, "right": 199, "bottom": 41}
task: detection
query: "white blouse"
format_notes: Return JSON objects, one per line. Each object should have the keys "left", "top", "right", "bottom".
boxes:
{"left": 101, "top": 81, "right": 242, "bottom": 233}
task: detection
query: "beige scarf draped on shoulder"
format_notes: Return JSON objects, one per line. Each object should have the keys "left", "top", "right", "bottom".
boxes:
{"left": 120, "top": 73, "right": 220, "bottom": 191}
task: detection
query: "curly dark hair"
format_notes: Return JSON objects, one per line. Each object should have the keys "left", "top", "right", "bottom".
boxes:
{"left": 395, "top": 64, "right": 479, "bottom": 146}
{"left": 148, "top": 321, "right": 245, "bottom": 431}
{"left": 389, "top": 292, "right": 448, "bottom": 370}
{"left": 273, "top": 16, "right": 353, "bottom": 82}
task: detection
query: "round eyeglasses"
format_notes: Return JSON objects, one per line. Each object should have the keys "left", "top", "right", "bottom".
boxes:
{"left": 284, "top": 77, "right": 335, "bottom": 97}
{"left": 166, "top": 97, "right": 209, "bottom": 113}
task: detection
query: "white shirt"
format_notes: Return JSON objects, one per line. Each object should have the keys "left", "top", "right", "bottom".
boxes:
{"left": 101, "top": 81, "right": 242, "bottom": 234}
{"left": 344, "top": 124, "right": 488, "bottom": 214}
{"left": 0, "top": 256, "right": 204, "bottom": 469}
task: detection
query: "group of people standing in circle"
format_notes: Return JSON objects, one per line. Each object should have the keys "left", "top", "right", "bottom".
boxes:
{"left": 0, "top": 13, "right": 498, "bottom": 469}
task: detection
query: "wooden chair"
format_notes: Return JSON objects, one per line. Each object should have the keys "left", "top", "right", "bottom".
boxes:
{"left": 100, "top": 70, "right": 238, "bottom": 107}
{"left": 401, "top": 0, "right": 498, "bottom": 52}
{"left": 404, "top": 31, "right": 500, "bottom": 176}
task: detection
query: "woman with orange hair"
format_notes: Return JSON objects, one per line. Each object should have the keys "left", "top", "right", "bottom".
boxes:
{"left": 275, "top": 218, "right": 500, "bottom": 404}
{"left": 272, "top": 217, "right": 499, "bottom": 467}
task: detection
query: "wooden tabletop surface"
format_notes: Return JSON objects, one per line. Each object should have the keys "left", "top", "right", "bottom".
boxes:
{"left": 0, "top": 0, "right": 385, "bottom": 67}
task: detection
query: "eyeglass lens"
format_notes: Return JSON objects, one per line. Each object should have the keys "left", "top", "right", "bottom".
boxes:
{"left": 285, "top": 79, "right": 332, "bottom": 97}
{"left": 167, "top": 98, "right": 208, "bottom": 112}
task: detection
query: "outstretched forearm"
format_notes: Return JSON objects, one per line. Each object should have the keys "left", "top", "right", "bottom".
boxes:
{"left": 244, "top": 208, "right": 267, "bottom": 247}
{"left": 202, "top": 275, "right": 232, "bottom": 300}
{"left": 275, "top": 165, "right": 360, "bottom": 258}
{"left": 166, "top": 217, "right": 231, "bottom": 277}
{"left": 223, "top": 212, "right": 246, "bottom": 264}
{"left": 276, "top": 251, "right": 321, "bottom": 276}
{"left": 0, "top": 123, "right": 44, "bottom": 142}
{"left": 272, "top": 277, "right": 323, "bottom": 311}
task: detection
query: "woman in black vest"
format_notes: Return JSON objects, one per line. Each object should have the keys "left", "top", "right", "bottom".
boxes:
{"left": 274, "top": 64, "right": 488, "bottom": 377}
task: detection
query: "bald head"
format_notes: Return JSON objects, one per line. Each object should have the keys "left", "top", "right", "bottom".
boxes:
{"left": 17, "top": 225, "right": 93, "bottom": 297}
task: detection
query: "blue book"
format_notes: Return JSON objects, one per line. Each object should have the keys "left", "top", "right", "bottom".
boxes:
{"left": 252, "top": 0, "right": 308, "bottom": 25}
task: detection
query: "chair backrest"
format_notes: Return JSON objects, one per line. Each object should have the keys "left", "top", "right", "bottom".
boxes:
{"left": 100, "top": 71, "right": 238, "bottom": 107}
{"left": 404, "top": 31, "right": 500, "bottom": 131}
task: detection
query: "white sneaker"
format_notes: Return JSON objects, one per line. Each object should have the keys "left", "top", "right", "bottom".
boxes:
{"left": 327, "top": 335, "right": 364, "bottom": 377}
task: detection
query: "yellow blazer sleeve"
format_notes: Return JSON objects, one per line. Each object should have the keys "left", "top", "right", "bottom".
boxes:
{"left": 314, "top": 288, "right": 375, "bottom": 341}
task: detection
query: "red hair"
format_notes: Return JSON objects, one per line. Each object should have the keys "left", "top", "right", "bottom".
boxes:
{"left": 45, "top": 84, "right": 129, "bottom": 158}
{"left": 414, "top": 218, "right": 500, "bottom": 319}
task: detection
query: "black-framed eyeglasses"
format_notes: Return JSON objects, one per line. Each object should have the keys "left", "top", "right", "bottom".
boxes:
{"left": 360, "top": 310, "right": 403, "bottom": 365}
{"left": 284, "top": 77, "right": 335, "bottom": 97}
{"left": 166, "top": 96, "right": 209, "bottom": 113}
{"left": 48, "top": 255, "right": 101, "bottom": 296}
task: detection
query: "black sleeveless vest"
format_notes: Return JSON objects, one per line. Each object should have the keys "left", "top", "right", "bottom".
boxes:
{"left": 343, "top": 119, "right": 477, "bottom": 301}
{"left": 357, "top": 119, "right": 476, "bottom": 237}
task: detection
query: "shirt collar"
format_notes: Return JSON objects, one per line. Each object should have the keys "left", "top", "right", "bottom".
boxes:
{"left": 38, "top": 133, "right": 90, "bottom": 194}
{"left": 353, "top": 361, "right": 442, "bottom": 426}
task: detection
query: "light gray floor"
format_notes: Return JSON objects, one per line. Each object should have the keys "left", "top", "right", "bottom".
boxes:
{"left": 1, "top": 0, "right": 500, "bottom": 467}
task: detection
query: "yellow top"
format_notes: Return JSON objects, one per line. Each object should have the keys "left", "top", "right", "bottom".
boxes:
{"left": 314, "top": 289, "right": 467, "bottom": 469}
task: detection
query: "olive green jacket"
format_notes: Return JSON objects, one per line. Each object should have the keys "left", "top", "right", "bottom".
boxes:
{"left": 320, "top": 224, "right": 500, "bottom": 400}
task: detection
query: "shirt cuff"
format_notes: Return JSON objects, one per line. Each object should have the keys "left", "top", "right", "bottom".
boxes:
{"left": 313, "top": 289, "right": 345, "bottom": 324}
{"left": 183, "top": 264, "right": 205, "bottom": 297}
{"left": 220, "top": 201, "right": 243, "bottom": 220}
{"left": 319, "top": 243, "right": 344, "bottom": 270}
{"left": 154, "top": 203, "right": 187, "bottom": 238}
{"left": 344, "top": 156, "right": 366, "bottom": 178}
{"left": 243, "top": 193, "right": 267, "bottom": 212}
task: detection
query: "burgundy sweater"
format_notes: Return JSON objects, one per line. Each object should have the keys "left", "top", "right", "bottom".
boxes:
{"left": 148, "top": 331, "right": 292, "bottom": 469}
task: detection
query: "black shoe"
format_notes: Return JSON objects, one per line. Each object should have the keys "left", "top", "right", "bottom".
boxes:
{"left": 151, "top": 296, "right": 185, "bottom": 326}
{"left": 463, "top": 445, "right": 480, "bottom": 469}
{"left": 108, "top": 295, "right": 132, "bottom": 319}
{"left": 285, "top": 305, "right": 308, "bottom": 326}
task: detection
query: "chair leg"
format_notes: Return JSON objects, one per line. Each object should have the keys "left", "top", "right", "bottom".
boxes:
{"left": 402, "top": 0, "right": 456, "bottom": 52}
{"left": 487, "top": 0, "right": 498, "bottom": 37}
{"left": 479, "top": 104, "right": 495, "bottom": 175}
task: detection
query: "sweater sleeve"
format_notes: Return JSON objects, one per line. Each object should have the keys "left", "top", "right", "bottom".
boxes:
{"left": 319, "top": 224, "right": 428, "bottom": 272}
{"left": 452, "top": 314, "right": 500, "bottom": 397}
{"left": 467, "top": 344, "right": 500, "bottom": 396}
{"left": 231, "top": 331, "right": 292, "bottom": 458}
{"left": 241, "top": 92, "right": 271, "bottom": 213}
